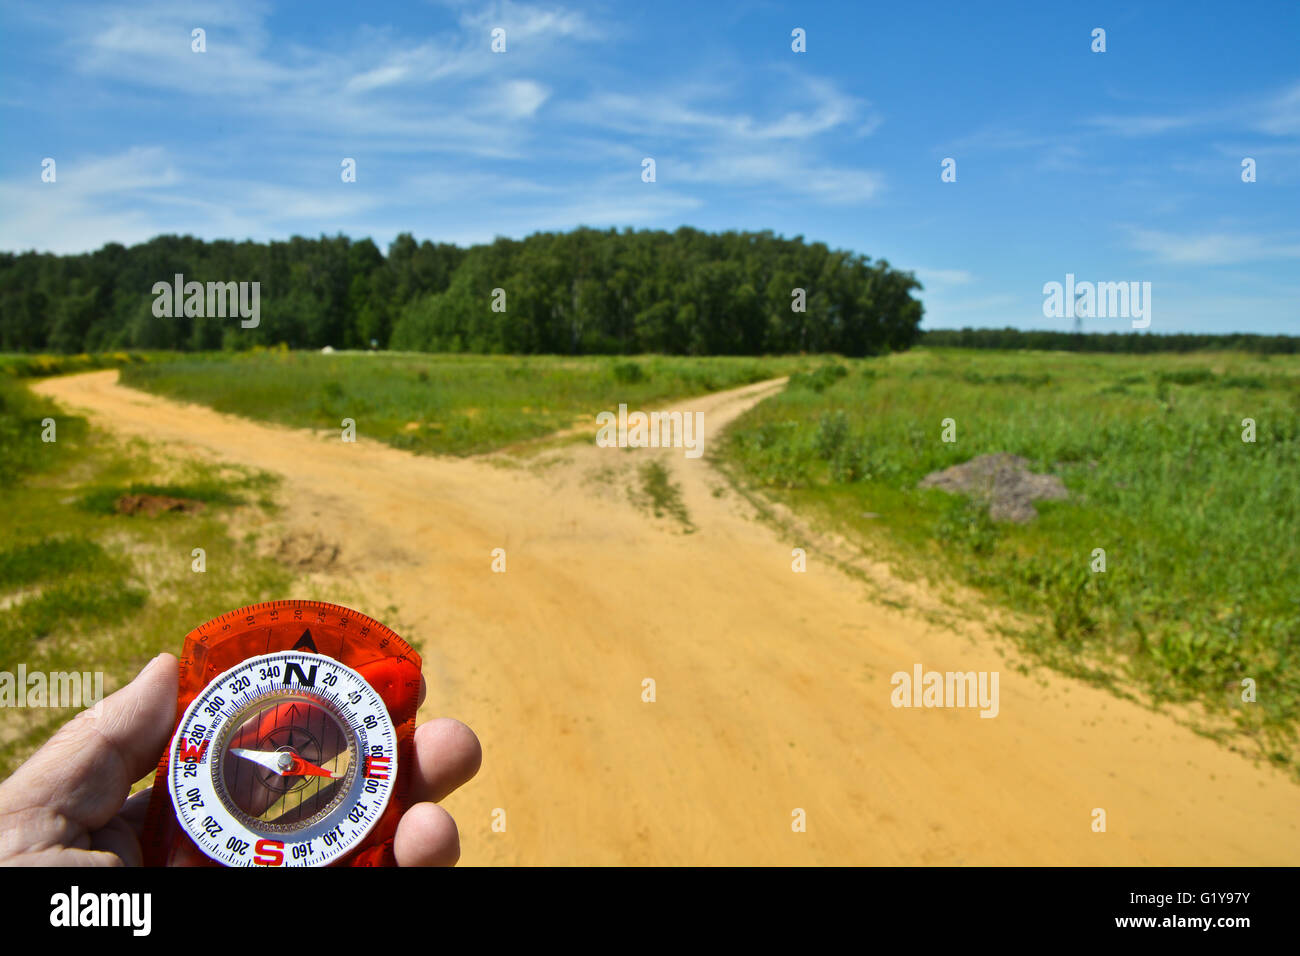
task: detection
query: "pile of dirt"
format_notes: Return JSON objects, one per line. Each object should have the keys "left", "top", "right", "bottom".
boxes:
{"left": 918, "top": 453, "right": 1067, "bottom": 523}
{"left": 114, "top": 494, "right": 206, "bottom": 517}
{"left": 270, "top": 530, "right": 340, "bottom": 570}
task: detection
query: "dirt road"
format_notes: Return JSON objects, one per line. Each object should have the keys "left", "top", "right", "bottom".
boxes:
{"left": 36, "top": 370, "right": 1300, "bottom": 865}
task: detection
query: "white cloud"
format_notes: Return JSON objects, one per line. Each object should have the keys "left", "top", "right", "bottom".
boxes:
{"left": 0, "top": 147, "right": 388, "bottom": 253}
{"left": 669, "top": 152, "right": 882, "bottom": 203}
{"left": 494, "top": 79, "right": 550, "bottom": 119}
{"left": 570, "top": 71, "right": 873, "bottom": 143}
{"left": 345, "top": 61, "right": 418, "bottom": 95}
{"left": 450, "top": 0, "right": 604, "bottom": 43}
{"left": 1256, "top": 82, "right": 1300, "bottom": 135}
{"left": 1083, "top": 114, "right": 1201, "bottom": 137}
{"left": 552, "top": 69, "right": 882, "bottom": 204}
{"left": 402, "top": 169, "right": 557, "bottom": 202}
{"left": 2, "top": 0, "right": 887, "bottom": 253}
{"left": 42, "top": 0, "right": 589, "bottom": 160}
{"left": 1128, "top": 228, "right": 1300, "bottom": 265}
{"left": 913, "top": 268, "right": 974, "bottom": 286}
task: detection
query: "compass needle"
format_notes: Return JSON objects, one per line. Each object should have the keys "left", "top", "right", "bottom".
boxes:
{"left": 229, "top": 747, "right": 291, "bottom": 776}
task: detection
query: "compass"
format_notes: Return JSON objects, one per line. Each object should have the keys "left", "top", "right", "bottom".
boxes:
{"left": 141, "top": 601, "right": 422, "bottom": 867}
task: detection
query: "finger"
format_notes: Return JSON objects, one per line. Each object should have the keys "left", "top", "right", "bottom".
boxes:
{"left": 120, "top": 791, "right": 229, "bottom": 866}
{"left": 394, "top": 802, "right": 460, "bottom": 866}
{"left": 409, "top": 718, "right": 481, "bottom": 804}
{"left": 2, "top": 846, "right": 127, "bottom": 867}
{"left": 118, "top": 788, "right": 154, "bottom": 835}
{"left": 0, "top": 654, "right": 178, "bottom": 832}
{"left": 89, "top": 815, "right": 142, "bottom": 867}
{"left": 0, "top": 805, "right": 86, "bottom": 861}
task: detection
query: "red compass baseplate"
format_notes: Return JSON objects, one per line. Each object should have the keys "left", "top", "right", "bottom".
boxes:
{"left": 140, "top": 600, "right": 422, "bottom": 867}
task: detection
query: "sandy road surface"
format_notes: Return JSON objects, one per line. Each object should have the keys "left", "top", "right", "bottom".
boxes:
{"left": 35, "top": 370, "right": 1300, "bottom": 865}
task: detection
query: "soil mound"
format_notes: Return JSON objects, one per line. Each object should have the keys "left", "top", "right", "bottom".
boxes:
{"left": 114, "top": 493, "right": 205, "bottom": 516}
{"left": 919, "top": 453, "right": 1067, "bottom": 523}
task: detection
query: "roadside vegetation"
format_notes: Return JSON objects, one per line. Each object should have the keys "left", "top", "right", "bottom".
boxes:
{"left": 0, "top": 350, "right": 154, "bottom": 379}
{"left": 921, "top": 327, "right": 1300, "bottom": 354}
{"left": 636, "top": 460, "right": 695, "bottom": 533}
{"left": 120, "top": 349, "right": 812, "bottom": 456}
{"left": 0, "top": 368, "right": 289, "bottom": 778}
{"left": 722, "top": 348, "right": 1300, "bottom": 769}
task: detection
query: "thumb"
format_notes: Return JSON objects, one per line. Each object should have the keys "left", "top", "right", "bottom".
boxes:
{"left": 0, "top": 654, "right": 178, "bottom": 831}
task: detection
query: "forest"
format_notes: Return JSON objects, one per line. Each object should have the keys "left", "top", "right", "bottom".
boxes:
{"left": 0, "top": 228, "right": 924, "bottom": 357}
{"left": 920, "top": 327, "right": 1300, "bottom": 354}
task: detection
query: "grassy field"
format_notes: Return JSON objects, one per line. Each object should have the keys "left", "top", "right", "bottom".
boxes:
{"left": 0, "top": 365, "right": 291, "bottom": 778}
{"left": 120, "top": 349, "right": 812, "bottom": 456}
{"left": 7, "top": 345, "right": 1297, "bottom": 778}
{"left": 721, "top": 348, "right": 1300, "bottom": 767}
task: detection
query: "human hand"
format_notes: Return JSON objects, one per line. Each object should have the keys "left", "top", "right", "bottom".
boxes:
{"left": 0, "top": 653, "right": 481, "bottom": 866}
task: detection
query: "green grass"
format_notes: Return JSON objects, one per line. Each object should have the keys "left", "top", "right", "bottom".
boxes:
{"left": 120, "top": 350, "right": 810, "bottom": 456}
{"left": 0, "top": 539, "right": 121, "bottom": 592}
{"left": 722, "top": 348, "right": 1300, "bottom": 767}
{"left": 636, "top": 460, "right": 695, "bottom": 533}
{"left": 0, "top": 351, "right": 156, "bottom": 379}
{"left": 0, "top": 372, "right": 292, "bottom": 778}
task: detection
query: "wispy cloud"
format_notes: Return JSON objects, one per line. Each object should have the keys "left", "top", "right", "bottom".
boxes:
{"left": 1082, "top": 80, "right": 1300, "bottom": 139}
{"left": 913, "top": 268, "right": 974, "bottom": 286}
{"left": 1256, "top": 81, "right": 1300, "bottom": 135}
{"left": 670, "top": 152, "right": 883, "bottom": 202}
{"left": 40, "top": 0, "right": 591, "bottom": 160}
{"left": 494, "top": 79, "right": 550, "bottom": 119}
{"left": 0, "top": 147, "right": 387, "bottom": 253}
{"left": 449, "top": 0, "right": 604, "bottom": 43}
{"left": 552, "top": 67, "right": 883, "bottom": 203}
{"left": 1128, "top": 228, "right": 1300, "bottom": 265}
{"left": 16, "top": 0, "right": 878, "bottom": 211}
{"left": 570, "top": 70, "right": 874, "bottom": 143}
{"left": 1083, "top": 114, "right": 1202, "bottom": 137}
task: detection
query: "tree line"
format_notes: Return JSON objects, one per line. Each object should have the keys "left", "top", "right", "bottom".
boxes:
{"left": 921, "top": 327, "right": 1300, "bottom": 354}
{"left": 0, "top": 228, "right": 924, "bottom": 356}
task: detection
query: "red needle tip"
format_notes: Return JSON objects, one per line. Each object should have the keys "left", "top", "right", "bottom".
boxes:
{"left": 286, "top": 754, "right": 340, "bottom": 778}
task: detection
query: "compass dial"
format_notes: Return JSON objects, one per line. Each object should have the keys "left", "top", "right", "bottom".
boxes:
{"left": 167, "top": 650, "right": 398, "bottom": 866}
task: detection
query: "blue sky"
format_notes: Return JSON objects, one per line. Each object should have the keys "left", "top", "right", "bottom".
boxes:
{"left": 1, "top": 0, "right": 1297, "bottom": 333}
